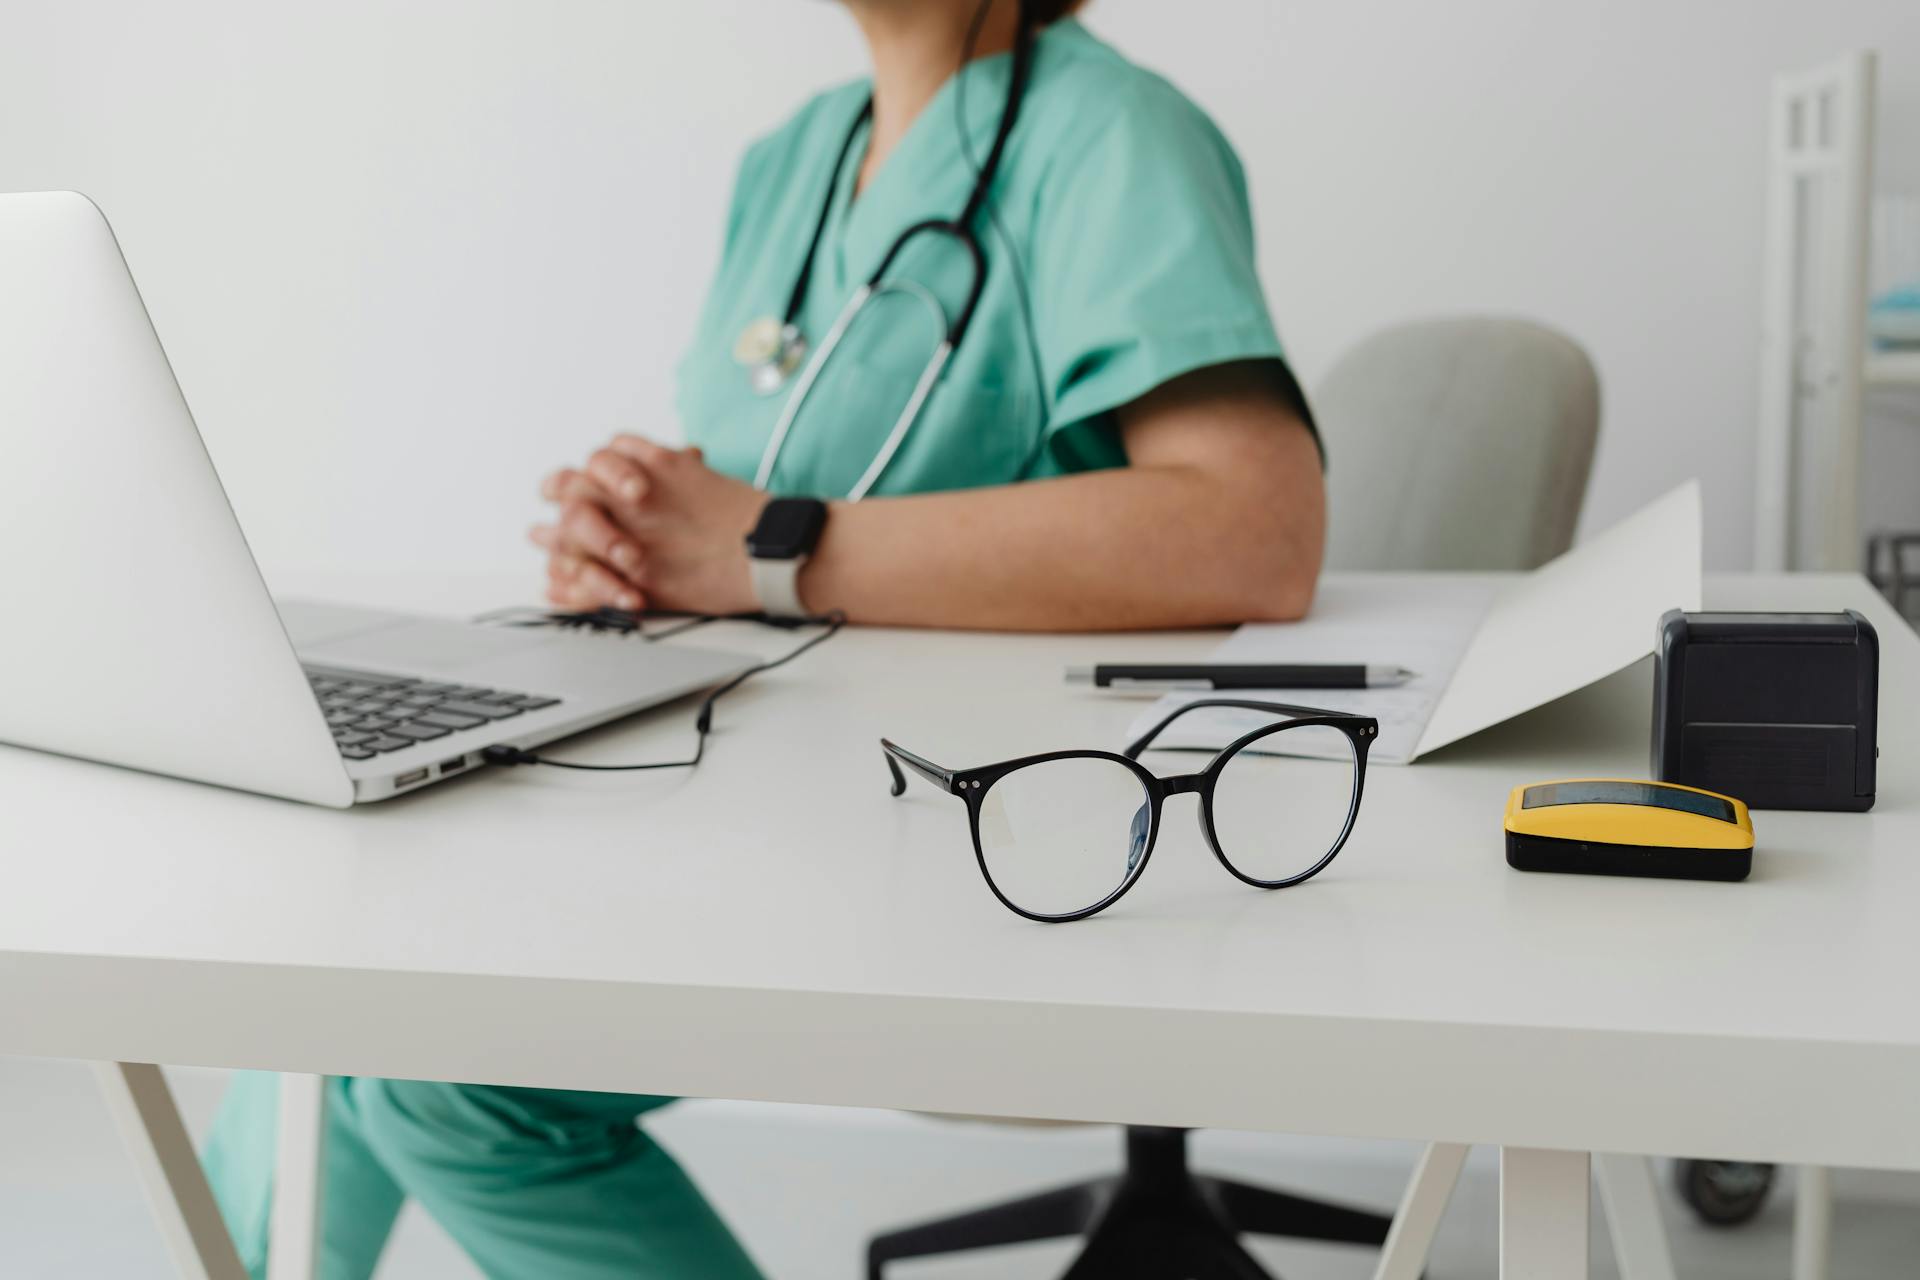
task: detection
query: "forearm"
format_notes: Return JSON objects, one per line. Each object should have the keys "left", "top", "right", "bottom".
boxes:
{"left": 537, "top": 363, "right": 1326, "bottom": 628}
{"left": 800, "top": 454, "right": 1324, "bottom": 631}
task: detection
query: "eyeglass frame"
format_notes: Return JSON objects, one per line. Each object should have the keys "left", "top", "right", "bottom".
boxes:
{"left": 882, "top": 699, "right": 1379, "bottom": 923}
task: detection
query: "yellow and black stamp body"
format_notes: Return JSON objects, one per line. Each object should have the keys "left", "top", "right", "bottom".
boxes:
{"left": 1504, "top": 778, "right": 1754, "bottom": 882}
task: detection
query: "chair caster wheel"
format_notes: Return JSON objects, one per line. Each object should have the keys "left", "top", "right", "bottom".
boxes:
{"left": 1674, "top": 1159, "right": 1776, "bottom": 1226}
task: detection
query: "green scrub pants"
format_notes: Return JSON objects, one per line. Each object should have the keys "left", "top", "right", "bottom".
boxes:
{"left": 202, "top": 1073, "right": 765, "bottom": 1280}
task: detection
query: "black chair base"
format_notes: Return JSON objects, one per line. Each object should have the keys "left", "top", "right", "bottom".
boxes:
{"left": 867, "top": 1126, "right": 1398, "bottom": 1280}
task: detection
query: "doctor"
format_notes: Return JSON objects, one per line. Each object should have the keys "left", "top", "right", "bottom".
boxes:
{"left": 534, "top": 0, "right": 1325, "bottom": 631}
{"left": 205, "top": 2, "right": 1326, "bottom": 1278}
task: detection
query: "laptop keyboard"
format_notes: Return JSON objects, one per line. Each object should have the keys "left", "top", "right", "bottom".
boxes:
{"left": 305, "top": 664, "right": 562, "bottom": 761}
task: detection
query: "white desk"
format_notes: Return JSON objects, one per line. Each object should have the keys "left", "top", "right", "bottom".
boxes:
{"left": 1, "top": 572, "right": 1914, "bottom": 1280}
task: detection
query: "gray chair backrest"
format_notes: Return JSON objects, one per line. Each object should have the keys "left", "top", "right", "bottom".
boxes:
{"left": 1316, "top": 316, "right": 1600, "bottom": 571}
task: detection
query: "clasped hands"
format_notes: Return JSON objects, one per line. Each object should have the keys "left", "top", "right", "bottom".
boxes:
{"left": 531, "top": 436, "right": 770, "bottom": 617}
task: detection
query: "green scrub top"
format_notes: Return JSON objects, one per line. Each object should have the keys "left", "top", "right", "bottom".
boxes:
{"left": 675, "top": 18, "right": 1304, "bottom": 500}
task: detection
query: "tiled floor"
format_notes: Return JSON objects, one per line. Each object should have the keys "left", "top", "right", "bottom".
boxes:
{"left": 2, "top": 1056, "right": 1916, "bottom": 1277}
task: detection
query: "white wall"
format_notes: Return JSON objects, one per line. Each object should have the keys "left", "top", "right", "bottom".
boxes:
{"left": 3, "top": 0, "right": 1917, "bottom": 579}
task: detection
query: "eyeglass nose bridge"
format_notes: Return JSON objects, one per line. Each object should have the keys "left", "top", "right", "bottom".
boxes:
{"left": 1158, "top": 771, "right": 1209, "bottom": 797}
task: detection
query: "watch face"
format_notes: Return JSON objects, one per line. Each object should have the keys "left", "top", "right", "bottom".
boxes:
{"left": 748, "top": 498, "right": 828, "bottom": 559}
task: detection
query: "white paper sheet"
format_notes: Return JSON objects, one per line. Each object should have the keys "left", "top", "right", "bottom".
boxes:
{"left": 1128, "top": 480, "right": 1704, "bottom": 764}
{"left": 1129, "top": 576, "right": 1496, "bottom": 763}
{"left": 1412, "top": 479, "right": 1702, "bottom": 756}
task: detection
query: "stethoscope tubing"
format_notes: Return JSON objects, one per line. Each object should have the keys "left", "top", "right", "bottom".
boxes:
{"left": 753, "top": 283, "right": 873, "bottom": 493}
{"left": 755, "top": 277, "right": 956, "bottom": 502}
{"left": 850, "top": 340, "right": 953, "bottom": 502}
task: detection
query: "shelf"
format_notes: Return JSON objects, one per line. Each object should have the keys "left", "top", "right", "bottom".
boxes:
{"left": 1867, "top": 350, "right": 1920, "bottom": 387}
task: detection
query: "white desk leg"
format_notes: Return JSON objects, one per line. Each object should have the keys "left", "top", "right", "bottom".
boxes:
{"left": 1593, "top": 1154, "right": 1677, "bottom": 1280}
{"left": 1500, "top": 1146, "right": 1590, "bottom": 1280}
{"left": 92, "top": 1062, "right": 248, "bottom": 1280}
{"left": 266, "top": 1074, "right": 328, "bottom": 1280}
{"left": 1793, "top": 1164, "right": 1833, "bottom": 1280}
{"left": 1372, "top": 1142, "right": 1470, "bottom": 1280}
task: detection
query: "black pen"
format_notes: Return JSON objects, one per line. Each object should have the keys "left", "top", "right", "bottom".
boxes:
{"left": 1065, "top": 663, "right": 1416, "bottom": 691}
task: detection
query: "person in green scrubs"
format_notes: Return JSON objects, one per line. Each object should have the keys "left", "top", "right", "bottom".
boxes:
{"left": 205, "top": 2, "right": 1327, "bottom": 1277}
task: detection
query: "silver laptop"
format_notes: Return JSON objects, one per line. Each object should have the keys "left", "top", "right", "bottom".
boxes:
{"left": 0, "top": 191, "right": 755, "bottom": 806}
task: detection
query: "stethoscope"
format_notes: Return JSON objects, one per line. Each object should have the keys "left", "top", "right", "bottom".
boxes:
{"left": 735, "top": 13, "right": 1035, "bottom": 500}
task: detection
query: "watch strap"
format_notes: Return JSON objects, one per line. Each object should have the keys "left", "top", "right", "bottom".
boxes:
{"left": 749, "top": 553, "right": 811, "bottom": 619}
{"left": 745, "top": 496, "right": 827, "bottom": 619}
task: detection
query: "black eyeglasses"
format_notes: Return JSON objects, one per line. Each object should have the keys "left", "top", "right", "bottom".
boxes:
{"left": 883, "top": 700, "right": 1378, "bottom": 923}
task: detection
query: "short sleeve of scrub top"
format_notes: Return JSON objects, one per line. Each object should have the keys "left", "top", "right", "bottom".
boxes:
{"left": 674, "top": 18, "right": 1311, "bottom": 501}
{"left": 1024, "top": 73, "right": 1314, "bottom": 475}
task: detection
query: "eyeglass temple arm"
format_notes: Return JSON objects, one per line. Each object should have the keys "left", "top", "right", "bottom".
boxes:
{"left": 1122, "top": 698, "right": 1332, "bottom": 760}
{"left": 881, "top": 739, "right": 957, "bottom": 797}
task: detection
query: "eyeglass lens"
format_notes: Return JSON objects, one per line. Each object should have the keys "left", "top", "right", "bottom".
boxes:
{"left": 975, "top": 756, "right": 1150, "bottom": 918}
{"left": 1207, "top": 722, "right": 1359, "bottom": 884}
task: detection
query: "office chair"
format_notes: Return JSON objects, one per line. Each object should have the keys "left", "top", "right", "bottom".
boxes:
{"left": 1320, "top": 315, "right": 1600, "bottom": 571}
{"left": 866, "top": 317, "right": 1601, "bottom": 1279}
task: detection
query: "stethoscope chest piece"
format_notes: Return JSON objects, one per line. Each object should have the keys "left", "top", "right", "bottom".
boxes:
{"left": 734, "top": 316, "right": 809, "bottom": 395}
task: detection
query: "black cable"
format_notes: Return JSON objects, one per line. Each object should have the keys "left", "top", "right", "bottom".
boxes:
{"left": 480, "top": 611, "right": 847, "bottom": 774}
{"left": 644, "top": 615, "right": 717, "bottom": 641}
{"left": 474, "top": 606, "right": 776, "bottom": 641}
{"left": 473, "top": 605, "right": 652, "bottom": 636}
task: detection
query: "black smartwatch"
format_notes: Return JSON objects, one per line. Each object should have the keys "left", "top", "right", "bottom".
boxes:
{"left": 745, "top": 497, "right": 828, "bottom": 618}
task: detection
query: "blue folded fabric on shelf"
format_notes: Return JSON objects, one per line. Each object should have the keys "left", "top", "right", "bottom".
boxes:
{"left": 1870, "top": 284, "right": 1920, "bottom": 347}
